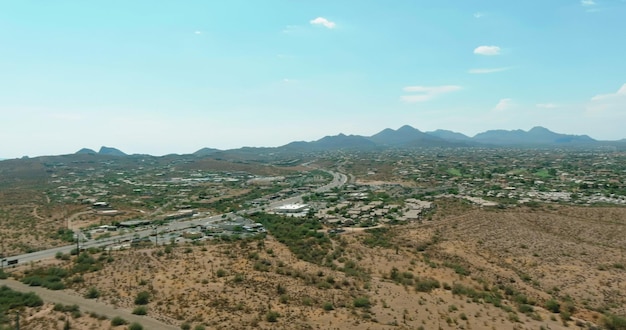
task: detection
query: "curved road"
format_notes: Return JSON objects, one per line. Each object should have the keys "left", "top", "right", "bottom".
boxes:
{"left": 1, "top": 169, "right": 347, "bottom": 328}
{"left": 5, "top": 170, "right": 347, "bottom": 267}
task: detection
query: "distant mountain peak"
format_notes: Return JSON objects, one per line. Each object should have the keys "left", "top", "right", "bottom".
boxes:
{"left": 369, "top": 125, "right": 442, "bottom": 146}
{"left": 397, "top": 125, "right": 419, "bottom": 132}
{"left": 98, "top": 146, "right": 126, "bottom": 156}
{"left": 529, "top": 126, "right": 549, "bottom": 132}
{"left": 473, "top": 127, "right": 595, "bottom": 145}
{"left": 75, "top": 148, "right": 97, "bottom": 155}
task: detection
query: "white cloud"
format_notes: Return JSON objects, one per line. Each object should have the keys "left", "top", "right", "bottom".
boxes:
{"left": 401, "top": 85, "right": 462, "bottom": 103}
{"left": 194, "top": 31, "right": 202, "bottom": 35}
{"left": 581, "top": 0, "right": 596, "bottom": 6}
{"left": 494, "top": 98, "right": 514, "bottom": 111}
{"left": 468, "top": 67, "right": 510, "bottom": 74}
{"left": 588, "top": 83, "right": 626, "bottom": 113}
{"left": 310, "top": 17, "right": 336, "bottom": 29}
{"left": 474, "top": 12, "right": 484, "bottom": 18}
{"left": 591, "top": 83, "right": 626, "bottom": 101}
{"left": 474, "top": 45, "right": 501, "bottom": 56}
{"left": 536, "top": 103, "right": 559, "bottom": 109}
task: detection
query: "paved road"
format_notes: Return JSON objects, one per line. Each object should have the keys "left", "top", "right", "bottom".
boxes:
{"left": 0, "top": 278, "right": 178, "bottom": 329}
{"left": 4, "top": 170, "right": 347, "bottom": 266}
{"left": 1, "top": 169, "right": 347, "bottom": 328}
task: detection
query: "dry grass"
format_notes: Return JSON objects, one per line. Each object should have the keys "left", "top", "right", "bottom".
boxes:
{"left": 4, "top": 198, "right": 625, "bottom": 329}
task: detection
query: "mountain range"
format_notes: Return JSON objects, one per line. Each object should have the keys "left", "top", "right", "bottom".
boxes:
{"left": 55, "top": 126, "right": 624, "bottom": 159}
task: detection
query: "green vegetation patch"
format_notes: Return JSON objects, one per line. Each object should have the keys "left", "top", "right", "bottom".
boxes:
{"left": 0, "top": 285, "right": 43, "bottom": 325}
{"left": 447, "top": 168, "right": 462, "bottom": 177}
{"left": 251, "top": 213, "right": 331, "bottom": 265}
{"left": 362, "top": 227, "right": 394, "bottom": 249}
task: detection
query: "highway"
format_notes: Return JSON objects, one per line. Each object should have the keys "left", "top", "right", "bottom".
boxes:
{"left": 3, "top": 170, "right": 347, "bottom": 267}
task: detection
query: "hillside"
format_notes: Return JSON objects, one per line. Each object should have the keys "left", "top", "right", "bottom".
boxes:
{"left": 4, "top": 203, "right": 625, "bottom": 329}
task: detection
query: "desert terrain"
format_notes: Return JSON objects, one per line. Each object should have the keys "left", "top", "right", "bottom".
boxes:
{"left": 3, "top": 200, "right": 625, "bottom": 330}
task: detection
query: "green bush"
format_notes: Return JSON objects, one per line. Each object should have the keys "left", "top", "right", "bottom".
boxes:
{"left": 0, "top": 285, "right": 43, "bottom": 324}
{"left": 545, "top": 299, "right": 560, "bottom": 313}
{"left": 128, "top": 322, "right": 144, "bottom": 330}
{"left": 266, "top": 310, "right": 280, "bottom": 322}
{"left": 603, "top": 313, "right": 626, "bottom": 330}
{"left": 353, "top": 297, "right": 371, "bottom": 308}
{"left": 134, "top": 291, "right": 150, "bottom": 305}
{"left": 110, "top": 316, "right": 127, "bottom": 326}
{"left": 414, "top": 277, "right": 441, "bottom": 292}
{"left": 132, "top": 306, "right": 147, "bottom": 315}
{"left": 518, "top": 304, "right": 534, "bottom": 314}
{"left": 84, "top": 287, "right": 100, "bottom": 299}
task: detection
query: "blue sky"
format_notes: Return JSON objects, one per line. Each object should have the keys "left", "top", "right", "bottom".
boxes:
{"left": 2, "top": 0, "right": 626, "bottom": 158}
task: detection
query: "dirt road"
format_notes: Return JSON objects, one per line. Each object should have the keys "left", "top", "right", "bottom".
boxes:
{"left": 0, "top": 278, "right": 178, "bottom": 330}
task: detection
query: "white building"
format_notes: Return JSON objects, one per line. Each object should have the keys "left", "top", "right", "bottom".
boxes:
{"left": 274, "top": 203, "right": 309, "bottom": 213}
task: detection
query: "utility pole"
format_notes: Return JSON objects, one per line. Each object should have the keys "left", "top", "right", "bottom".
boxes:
{"left": 76, "top": 233, "right": 80, "bottom": 257}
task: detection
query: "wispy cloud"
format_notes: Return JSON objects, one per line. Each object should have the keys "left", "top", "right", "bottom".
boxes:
{"left": 536, "top": 103, "right": 559, "bottom": 109}
{"left": 468, "top": 67, "right": 510, "bottom": 74}
{"left": 282, "top": 25, "right": 299, "bottom": 34}
{"left": 401, "top": 85, "right": 462, "bottom": 103}
{"left": 581, "top": 0, "right": 596, "bottom": 6}
{"left": 494, "top": 98, "right": 514, "bottom": 111}
{"left": 310, "top": 17, "right": 336, "bottom": 29}
{"left": 474, "top": 12, "right": 485, "bottom": 19}
{"left": 588, "top": 83, "right": 626, "bottom": 114}
{"left": 591, "top": 83, "right": 626, "bottom": 101}
{"left": 194, "top": 31, "right": 202, "bottom": 35}
{"left": 474, "top": 45, "right": 501, "bottom": 56}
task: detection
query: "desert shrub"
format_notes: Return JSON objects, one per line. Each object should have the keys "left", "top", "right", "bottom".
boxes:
{"left": 216, "top": 269, "right": 226, "bottom": 277}
{"left": 323, "top": 302, "right": 334, "bottom": 311}
{"left": 128, "top": 323, "right": 144, "bottom": 330}
{"left": 85, "top": 287, "right": 100, "bottom": 299}
{"left": 518, "top": 304, "right": 534, "bottom": 314}
{"left": 132, "top": 306, "right": 147, "bottom": 315}
{"left": 353, "top": 297, "right": 371, "bottom": 308}
{"left": 603, "top": 313, "right": 626, "bottom": 330}
{"left": 180, "top": 322, "right": 191, "bottom": 330}
{"left": 233, "top": 273, "right": 245, "bottom": 283}
{"left": 443, "top": 262, "right": 470, "bottom": 276}
{"left": 415, "top": 277, "right": 441, "bottom": 292}
{"left": 545, "top": 299, "right": 560, "bottom": 313}
{"left": 111, "top": 316, "right": 127, "bottom": 326}
{"left": 134, "top": 291, "right": 150, "bottom": 305}
{"left": 266, "top": 311, "right": 280, "bottom": 322}
{"left": 194, "top": 325, "right": 206, "bottom": 330}
{"left": 0, "top": 285, "right": 43, "bottom": 324}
